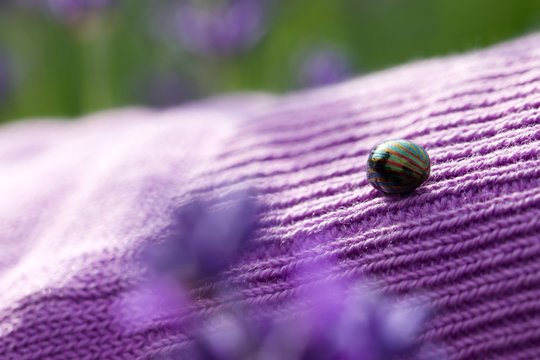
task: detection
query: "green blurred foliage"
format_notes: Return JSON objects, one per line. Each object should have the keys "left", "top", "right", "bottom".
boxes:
{"left": 1, "top": 0, "right": 540, "bottom": 122}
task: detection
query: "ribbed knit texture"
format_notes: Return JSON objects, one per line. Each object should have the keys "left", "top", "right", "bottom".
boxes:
{"left": 1, "top": 33, "right": 540, "bottom": 359}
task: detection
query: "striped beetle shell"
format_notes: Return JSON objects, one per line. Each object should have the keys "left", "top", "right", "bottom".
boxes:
{"left": 367, "top": 139, "right": 430, "bottom": 195}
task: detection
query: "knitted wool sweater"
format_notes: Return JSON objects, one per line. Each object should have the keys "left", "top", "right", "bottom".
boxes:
{"left": 1, "top": 33, "right": 540, "bottom": 359}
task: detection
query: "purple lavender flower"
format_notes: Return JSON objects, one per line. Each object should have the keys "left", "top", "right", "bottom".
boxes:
{"left": 188, "top": 282, "right": 431, "bottom": 360}
{"left": 143, "top": 189, "right": 258, "bottom": 284}
{"left": 285, "top": 270, "right": 430, "bottom": 360}
{"left": 175, "top": 0, "right": 269, "bottom": 57}
{"left": 117, "top": 190, "right": 258, "bottom": 331}
{"left": 189, "top": 257, "right": 432, "bottom": 360}
{"left": 194, "top": 312, "right": 269, "bottom": 360}
{"left": 298, "top": 47, "right": 353, "bottom": 88}
{"left": 116, "top": 274, "right": 191, "bottom": 330}
{"left": 133, "top": 190, "right": 435, "bottom": 360}
{"left": 337, "top": 287, "right": 431, "bottom": 360}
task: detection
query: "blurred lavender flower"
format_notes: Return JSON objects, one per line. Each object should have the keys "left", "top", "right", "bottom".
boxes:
{"left": 117, "top": 190, "right": 258, "bottom": 329}
{"left": 130, "top": 190, "right": 436, "bottom": 360}
{"left": 0, "top": 0, "right": 14, "bottom": 8}
{"left": 175, "top": 0, "right": 269, "bottom": 57}
{"left": 189, "top": 282, "right": 432, "bottom": 360}
{"left": 143, "top": 189, "right": 258, "bottom": 285}
{"left": 188, "top": 255, "right": 432, "bottom": 360}
{"left": 298, "top": 47, "right": 353, "bottom": 88}
{"left": 336, "top": 287, "right": 431, "bottom": 360}
{"left": 194, "top": 312, "right": 270, "bottom": 360}
{"left": 276, "top": 259, "right": 431, "bottom": 360}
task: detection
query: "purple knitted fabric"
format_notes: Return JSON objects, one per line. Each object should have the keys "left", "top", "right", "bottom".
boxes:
{"left": 1, "top": 33, "right": 540, "bottom": 359}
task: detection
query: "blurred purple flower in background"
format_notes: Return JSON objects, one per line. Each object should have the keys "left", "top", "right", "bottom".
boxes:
{"left": 298, "top": 47, "right": 353, "bottom": 88}
{"left": 0, "top": 0, "right": 14, "bottom": 8}
{"left": 175, "top": 0, "right": 269, "bottom": 57}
